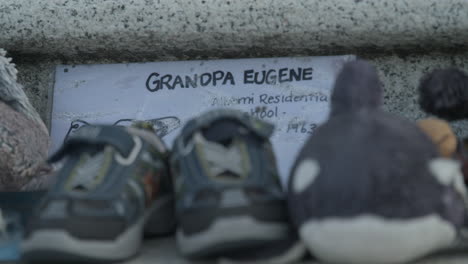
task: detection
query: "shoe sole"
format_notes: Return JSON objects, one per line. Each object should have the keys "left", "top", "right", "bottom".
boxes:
{"left": 21, "top": 195, "right": 174, "bottom": 263}
{"left": 218, "top": 240, "right": 308, "bottom": 264}
{"left": 21, "top": 217, "right": 143, "bottom": 263}
{"left": 298, "top": 215, "right": 456, "bottom": 264}
{"left": 145, "top": 195, "right": 176, "bottom": 236}
{"left": 177, "top": 215, "right": 290, "bottom": 258}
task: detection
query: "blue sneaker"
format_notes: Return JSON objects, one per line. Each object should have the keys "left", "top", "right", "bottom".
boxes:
{"left": 21, "top": 124, "right": 174, "bottom": 263}
{"left": 171, "top": 109, "right": 297, "bottom": 259}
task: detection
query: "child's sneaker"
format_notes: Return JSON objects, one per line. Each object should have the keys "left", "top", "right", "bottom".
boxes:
{"left": 171, "top": 109, "right": 297, "bottom": 260}
{"left": 22, "top": 124, "right": 174, "bottom": 263}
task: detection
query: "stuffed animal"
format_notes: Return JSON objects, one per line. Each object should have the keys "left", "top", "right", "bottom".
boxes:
{"left": 0, "top": 49, "right": 51, "bottom": 191}
{"left": 417, "top": 118, "right": 458, "bottom": 158}
{"left": 288, "top": 60, "right": 467, "bottom": 264}
{"left": 418, "top": 67, "right": 468, "bottom": 184}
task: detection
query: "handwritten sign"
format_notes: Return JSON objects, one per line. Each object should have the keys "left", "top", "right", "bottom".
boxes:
{"left": 51, "top": 55, "right": 355, "bottom": 185}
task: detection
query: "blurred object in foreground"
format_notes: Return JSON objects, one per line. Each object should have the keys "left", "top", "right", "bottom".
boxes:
{"left": 289, "top": 60, "right": 465, "bottom": 264}
{"left": 0, "top": 210, "right": 22, "bottom": 262}
{"left": 0, "top": 49, "right": 49, "bottom": 191}
{"left": 417, "top": 118, "right": 457, "bottom": 158}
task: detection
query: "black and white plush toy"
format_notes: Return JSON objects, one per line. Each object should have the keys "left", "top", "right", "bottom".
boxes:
{"left": 288, "top": 60, "right": 467, "bottom": 264}
{"left": 418, "top": 67, "right": 468, "bottom": 184}
{"left": 0, "top": 49, "right": 51, "bottom": 191}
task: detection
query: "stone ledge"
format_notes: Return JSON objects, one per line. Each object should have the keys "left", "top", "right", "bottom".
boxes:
{"left": 126, "top": 237, "right": 468, "bottom": 264}
{"left": 1, "top": 0, "right": 468, "bottom": 60}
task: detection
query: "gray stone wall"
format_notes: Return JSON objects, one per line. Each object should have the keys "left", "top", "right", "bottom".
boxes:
{"left": 2, "top": 0, "right": 468, "bottom": 58}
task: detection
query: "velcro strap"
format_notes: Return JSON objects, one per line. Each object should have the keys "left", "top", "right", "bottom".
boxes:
{"left": 182, "top": 109, "right": 275, "bottom": 142}
{"left": 49, "top": 125, "right": 135, "bottom": 162}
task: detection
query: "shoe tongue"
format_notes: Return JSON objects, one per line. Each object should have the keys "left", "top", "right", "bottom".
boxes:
{"left": 67, "top": 148, "right": 112, "bottom": 193}
{"left": 196, "top": 120, "right": 251, "bottom": 182}
{"left": 194, "top": 130, "right": 251, "bottom": 183}
{"left": 216, "top": 171, "right": 242, "bottom": 181}
{"left": 202, "top": 120, "right": 247, "bottom": 144}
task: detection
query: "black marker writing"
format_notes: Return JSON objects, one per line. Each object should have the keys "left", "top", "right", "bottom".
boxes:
{"left": 146, "top": 71, "right": 235, "bottom": 92}
{"left": 244, "top": 67, "right": 313, "bottom": 85}
{"left": 287, "top": 121, "right": 318, "bottom": 135}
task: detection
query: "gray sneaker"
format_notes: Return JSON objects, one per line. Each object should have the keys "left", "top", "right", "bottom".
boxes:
{"left": 171, "top": 109, "right": 296, "bottom": 259}
{"left": 21, "top": 124, "right": 174, "bottom": 263}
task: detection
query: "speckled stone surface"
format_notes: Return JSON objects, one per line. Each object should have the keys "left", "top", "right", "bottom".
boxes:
{"left": 1, "top": 0, "right": 468, "bottom": 60}
{"left": 121, "top": 237, "right": 468, "bottom": 264}
{"left": 15, "top": 61, "right": 56, "bottom": 130}
{"left": 367, "top": 52, "right": 468, "bottom": 138}
{"left": 3, "top": 237, "right": 466, "bottom": 263}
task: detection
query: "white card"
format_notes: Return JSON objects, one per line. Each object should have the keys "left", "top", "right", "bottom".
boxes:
{"left": 51, "top": 55, "right": 355, "bottom": 185}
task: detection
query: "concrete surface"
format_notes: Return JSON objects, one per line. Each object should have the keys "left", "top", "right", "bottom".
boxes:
{"left": 127, "top": 237, "right": 468, "bottom": 264}
{"left": 2, "top": 237, "right": 467, "bottom": 264}
{"left": 1, "top": 0, "right": 468, "bottom": 60}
